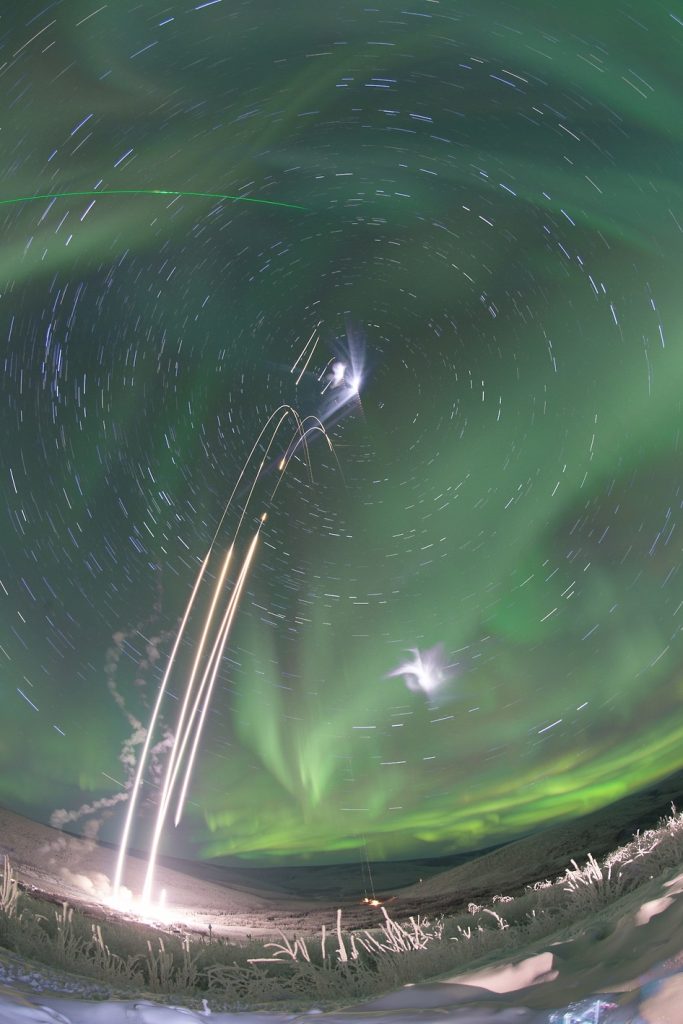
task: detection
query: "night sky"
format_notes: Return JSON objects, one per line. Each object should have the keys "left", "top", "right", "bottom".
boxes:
{"left": 2, "top": 0, "right": 683, "bottom": 868}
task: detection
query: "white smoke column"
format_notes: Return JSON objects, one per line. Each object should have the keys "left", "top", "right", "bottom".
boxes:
{"left": 51, "top": 609, "right": 177, "bottom": 875}
{"left": 50, "top": 791, "right": 130, "bottom": 831}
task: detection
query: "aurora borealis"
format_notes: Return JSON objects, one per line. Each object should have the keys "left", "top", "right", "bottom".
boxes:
{"left": 2, "top": 0, "right": 683, "bottom": 869}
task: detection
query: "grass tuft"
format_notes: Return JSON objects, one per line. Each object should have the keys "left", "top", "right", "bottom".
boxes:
{"left": 1, "top": 805, "right": 683, "bottom": 1010}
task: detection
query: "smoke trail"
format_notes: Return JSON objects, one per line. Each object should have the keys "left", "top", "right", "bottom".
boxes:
{"left": 50, "top": 791, "right": 129, "bottom": 830}
{"left": 52, "top": 593, "right": 177, "bottom": 848}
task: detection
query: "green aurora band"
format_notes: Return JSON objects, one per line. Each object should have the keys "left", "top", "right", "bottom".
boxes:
{"left": 1, "top": 0, "right": 683, "bottom": 865}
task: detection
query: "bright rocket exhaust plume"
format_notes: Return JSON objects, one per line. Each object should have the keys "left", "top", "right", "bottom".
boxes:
{"left": 141, "top": 528, "right": 260, "bottom": 905}
{"left": 112, "top": 550, "right": 211, "bottom": 899}
{"left": 112, "top": 388, "right": 344, "bottom": 908}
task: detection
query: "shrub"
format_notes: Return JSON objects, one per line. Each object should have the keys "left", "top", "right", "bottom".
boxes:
{"left": 1, "top": 806, "right": 682, "bottom": 1009}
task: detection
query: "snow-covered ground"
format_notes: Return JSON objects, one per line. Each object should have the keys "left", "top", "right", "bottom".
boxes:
{"left": 3, "top": 801, "right": 683, "bottom": 1023}
{"left": 2, "top": 865, "right": 683, "bottom": 1023}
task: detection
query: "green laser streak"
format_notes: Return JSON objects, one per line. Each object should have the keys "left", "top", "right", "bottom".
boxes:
{"left": 0, "top": 188, "right": 306, "bottom": 211}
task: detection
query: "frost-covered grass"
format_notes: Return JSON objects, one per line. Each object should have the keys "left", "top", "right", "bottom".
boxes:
{"left": 2, "top": 807, "right": 683, "bottom": 1011}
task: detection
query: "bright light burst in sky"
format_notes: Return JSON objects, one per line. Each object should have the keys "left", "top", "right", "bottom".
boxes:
{"left": 386, "top": 644, "right": 456, "bottom": 698}
{"left": 1, "top": 0, "right": 683, "bottom": 868}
